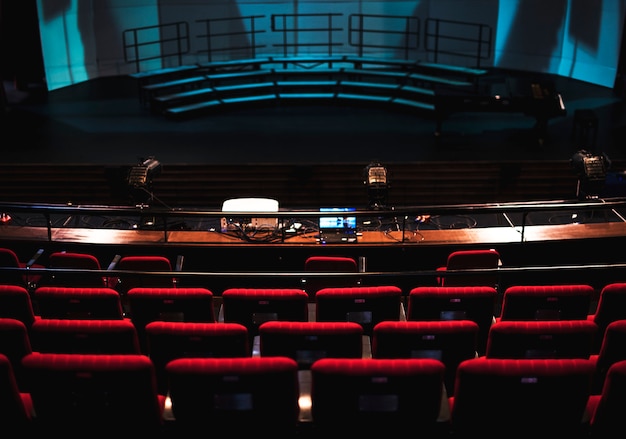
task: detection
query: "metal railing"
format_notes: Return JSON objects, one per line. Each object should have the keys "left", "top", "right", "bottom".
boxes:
{"left": 348, "top": 14, "right": 420, "bottom": 59}
{"left": 123, "top": 21, "right": 190, "bottom": 73}
{"left": 196, "top": 15, "right": 267, "bottom": 62}
{"left": 424, "top": 18, "right": 492, "bottom": 67}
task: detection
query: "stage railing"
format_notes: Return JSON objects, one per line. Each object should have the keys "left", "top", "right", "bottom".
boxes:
{"left": 0, "top": 198, "right": 624, "bottom": 245}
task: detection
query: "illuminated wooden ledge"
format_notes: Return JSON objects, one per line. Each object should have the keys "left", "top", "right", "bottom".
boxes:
{"left": 0, "top": 222, "right": 625, "bottom": 246}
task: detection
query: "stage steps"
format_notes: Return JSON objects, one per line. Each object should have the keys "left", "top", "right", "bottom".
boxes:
{"left": 133, "top": 56, "right": 483, "bottom": 120}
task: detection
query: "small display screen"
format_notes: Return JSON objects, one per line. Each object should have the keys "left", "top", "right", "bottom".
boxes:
{"left": 319, "top": 207, "right": 357, "bottom": 230}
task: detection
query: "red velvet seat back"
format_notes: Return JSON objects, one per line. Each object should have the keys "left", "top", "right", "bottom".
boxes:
{"left": 44, "top": 251, "right": 107, "bottom": 287}
{"left": 303, "top": 256, "right": 359, "bottom": 296}
{"left": 450, "top": 357, "right": 594, "bottom": 436}
{"left": 30, "top": 318, "right": 141, "bottom": 354}
{"left": 407, "top": 286, "right": 498, "bottom": 355}
{"left": 146, "top": 321, "right": 249, "bottom": 394}
{"left": 127, "top": 287, "right": 215, "bottom": 353}
{"left": 592, "top": 319, "right": 626, "bottom": 393}
{"left": 259, "top": 321, "right": 363, "bottom": 368}
{"left": 0, "top": 285, "right": 38, "bottom": 328}
{"left": 589, "top": 359, "right": 626, "bottom": 437}
{"left": 221, "top": 288, "right": 309, "bottom": 342}
{"left": 314, "top": 285, "right": 403, "bottom": 335}
{"left": 372, "top": 320, "right": 479, "bottom": 396}
{"left": 0, "top": 318, "right": 32, "bottom": 392}
{"left": 499, "top": 284, "right": 594, "bottom": 321}
{"left": 33, "top": 286, "right": 124, "bottom": 320}
{"left": 22, "top": 353, "right": 165, "bottom": 433}
{"left": 310, "top": 358, "right": 446, "bottom": 434}
{"left": 589, "top": 282, "right": 626, "bottom": 351}
{"left": 486, "top": 320, "right": 598, "bottom": 359}
{"left": 0, "top": 353, "right": 32, "bottom": 429}
{"left": 166, "top": 356, "right": 299, "bottom": 434}
{"left": 437, "top": 249, "right": 501, "bottom": 287}
{"left": 113, "top": 255, "right": 175, "bottom": 294}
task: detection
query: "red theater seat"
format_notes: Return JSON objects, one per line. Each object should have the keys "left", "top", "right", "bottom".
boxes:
{"left": 166, "top": 356, "right": 300, "bottom": 435}
{"left": 145, "top": 321, "right": 250, "bottom": 395}
{"left": 449, "top": 357, "right": 595, "bottom": 436}
{"left": 0, "top": 285, "right": 39, "bottom": 329}
{"left": 0, "top": 318, "right": 33, "bottom": 392}
{"left": 303, "top": 256, "right": 359, "bottom": 297}
{"left": 587, "top": 282, "right": 626, "bottom": 353}
{"left": 127, "top": 287, "right": 215, "bottom": 353}
{"left": 498, "top": 284, "right": 594, "bottom": 321}
{"left": 589, "top": 319, "right": 626, "bottom": 393}
{"left": 29, "top": 319, "right": 141, "bottom": 355}
{"left": 314, "top": 285, "right": 403, "bottom": 335}
{"left": 33, "top": 286, "right": 125, "bottom": 320}
{"left": 259, "top": 321, "right": 363, "bottom": 368}
{"left": 0, "top": 353, "right": 33, "bottom": 430}
{"left": 485, "top": 320, "right": 598, "bottom": 359}
{"left": 22, "top": 353, "right": 166, "bottom": 434}
{"left": 372, "top": 320, "right": 479, "bottom": 396}
{"left": 43, "top": 251, "right": 108, "bottom": 287}
{"left": 587, "top": 359, "right": 626, "bottom": 438}
{"left": 221, "top": 288, "right": 309, "bottom": 349}
{"left": 436, "top": 249, "right": 501, "bottom": 288}
{"left": 310, "top": 358, "right": 447, "bottom": 434}
{"left": 407, "top": 286, "right": 498, "bottom": 356}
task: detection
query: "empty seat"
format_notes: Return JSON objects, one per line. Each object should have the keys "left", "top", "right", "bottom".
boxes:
{"left": 407, "top": 286, "right": 498, "bottom": 355}
{"left": 310, "top": 358, "right": 447, "bottom": 434}
{"left": 436, "top": 248, "right": 501, "bottom": 288}
{"left": 587, "top": 359, "right": 626, "bottom": 438}
{"left": 589, "top": 319, "right": 626, "bottom": 393}
{"left": 498, "top": 284, "right": 595, "bottom": 321}
{"left": 259, "top": 321, "right": 364, "bottom": 368}
{"left": 166, "top": 356, "right": 300, "bottom": 435}
{"left": 315, "top": 285, "right": 403, "bottom": 336}
{"left": 372, "top": 320, "right": 479, "bottom": 396}
{"left": 587, "top": 282, "right": 626, "bottom": 353}
{"left": 110, "top": 254, "right": 181, "bottom": 295}
{"left": 22, "top": 353, "right": 166, "bottom": 434}
{"left": 42, "top": 251, "right": 108, "bottom": 287}
{"left": 0, "top": 284, "right": 39, "bottom": 330}
{"left": 485, "top": 320, "right": 598, "bottom": 359}
{"left": 127, "top": 287, "right": 216, "bottom": 353}
{"left": 449, "top": 357, "right": 595, "bottom": 436}
{"left": 221, "top": 288, "right": 309, "bottom": 349}
{"left": 33, "top": 286, "right": 125, "bottom": 320}
{"left": 303, "top": 256, "right": 360, "bottom": 297}
{"left": 0, "top": 247, "right": 44, "bottom": 290}
{"left": 0, "top": 318, "right": 33, "bottom": 392}
{"left": 29, "top": 319, "right": 141, "bottom": 354}
{"left": 0, "top": 353, "right": 33, "bottom": 431}
{"left": 145, "top": 321, "right": 250, "bottom": 395}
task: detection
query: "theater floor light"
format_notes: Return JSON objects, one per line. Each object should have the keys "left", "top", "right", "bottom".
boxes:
{"left": 570, "top": 150, "right": 610, "bottom": 200}
{"left": 128, "top": 156, "right": 162, "bottom": 206}
{"left": 364, "top": 161, "right": 389, "bottom": 209}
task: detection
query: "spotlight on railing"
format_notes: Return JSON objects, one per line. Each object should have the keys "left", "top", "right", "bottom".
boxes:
{"left": 571, "top": 150, "right": 610, "bottom": 199}
{"left": 128, "top": 157, "right": 162, "bottom": 189}
{"left": 364, "top": 161, "right": 389, "bottom": 209}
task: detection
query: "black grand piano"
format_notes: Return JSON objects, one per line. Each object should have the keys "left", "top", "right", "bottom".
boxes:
{"left": 434, "top": 75, "right": 567, "bottom": 143}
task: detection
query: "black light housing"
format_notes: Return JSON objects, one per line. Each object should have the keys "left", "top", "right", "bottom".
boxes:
{"left": 128, "top": 157, "right": 162, "bottom": 189}
{"left": 364, "top": 161, "right": 389, "bottom": 209}
{"left": 571, "top": 150, "right": 610, "bottom": 199}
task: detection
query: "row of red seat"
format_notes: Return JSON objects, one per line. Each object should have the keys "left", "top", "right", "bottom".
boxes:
{"left": 2, "top": 350, "right": 625, "bottom": 437}
{"left": 3, "top": 311, "right": 625, "bottom": 397}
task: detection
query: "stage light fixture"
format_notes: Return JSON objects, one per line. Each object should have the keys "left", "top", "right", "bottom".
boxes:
{"left": 571, "top": 150, "right": 610, "bottom": 199}
{"left": 364, "top": 161, "right": 389, "bottom": 209}
{"left": 128, "top": 157, "right": 162, "bottom": 189}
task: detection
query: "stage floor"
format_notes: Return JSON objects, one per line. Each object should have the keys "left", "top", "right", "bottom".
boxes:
{"left": 3, "top": 68, "right": 626, "bottom": 167}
